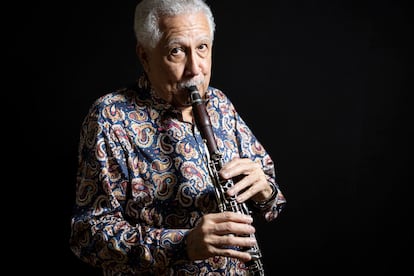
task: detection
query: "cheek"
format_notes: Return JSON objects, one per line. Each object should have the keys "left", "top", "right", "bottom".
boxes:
{"left": 149, "top": 60, "right": 171, "bottom": 78}
{"left": 200, "top": 59, "right": 212, "bottom": 73}
{"left": 149, "top": 62, "right": 184, "bottom": 87}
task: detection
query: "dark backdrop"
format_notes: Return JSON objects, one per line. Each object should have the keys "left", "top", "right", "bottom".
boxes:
{"left": 10, "top": 0, "right": 411, "bottom": 275}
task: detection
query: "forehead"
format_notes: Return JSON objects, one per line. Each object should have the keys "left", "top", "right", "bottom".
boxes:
{"left": 159, "top": 12, "right": 212, "bottom": 43}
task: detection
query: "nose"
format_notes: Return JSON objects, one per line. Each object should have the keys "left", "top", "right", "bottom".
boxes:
{"left": 185, "top": 51, "right": 202, "bottom": 76}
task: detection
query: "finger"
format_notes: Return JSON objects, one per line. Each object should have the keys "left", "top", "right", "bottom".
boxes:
{"left": 227, "top": 172, "right": 266, "bottom": 199}
{"left": 213, "top": 246, "right": 254, "bottom": 262}
{"left": 220, "top": 158, "right": 251, "bottom": 179}
{"left": 210, "top": 211, "right": 253, "bottom": 224}
{"left": 221, "top": 160, "right": 263, "bottom": 184}
{"left": 226, "top": 173, "right": 253, "bottom": 197}
{"left": 213, "top": 221, "right": 256, "bottom": 236}
{"left": 214, "top": 233, "right": 257, "bottom": 248}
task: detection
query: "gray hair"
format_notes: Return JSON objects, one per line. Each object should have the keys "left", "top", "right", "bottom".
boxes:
{"left": 134, "top": 0, "right": 215, "bottom": 49}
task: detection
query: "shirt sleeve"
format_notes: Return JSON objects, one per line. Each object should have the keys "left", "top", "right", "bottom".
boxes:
{"left": 69, "top": 101, "right": 189, "bottom": 274}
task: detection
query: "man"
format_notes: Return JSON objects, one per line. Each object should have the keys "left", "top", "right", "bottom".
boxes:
{"left": 69, "top": 0, "right": 286, "bottom": 275}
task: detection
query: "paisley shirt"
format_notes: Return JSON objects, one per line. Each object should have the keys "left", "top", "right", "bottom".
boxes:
{"left": 69, "top": 77, "right": 287, "bottom": 275}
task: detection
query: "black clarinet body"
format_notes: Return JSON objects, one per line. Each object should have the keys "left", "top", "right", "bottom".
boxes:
{"left": 187, "top": 85, "right": 265, "bottom": 276}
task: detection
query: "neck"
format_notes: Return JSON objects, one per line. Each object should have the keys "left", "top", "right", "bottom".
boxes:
{"left": 180, "top": 106, "right": 193, "bottom": 123}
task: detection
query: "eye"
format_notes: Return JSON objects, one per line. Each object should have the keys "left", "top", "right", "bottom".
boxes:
{"left": 198, "top": 44, "right": 208, "bottom": 51}
{"left": 170, "top": 47, "right": 184, "bottom": 56}
{"left": 197, "top": 43, "right": 209, "bottom": 57}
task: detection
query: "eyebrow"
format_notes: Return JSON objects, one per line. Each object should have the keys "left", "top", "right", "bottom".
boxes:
{"left": 166, "top": 36, "right": 212, "bottom": 48}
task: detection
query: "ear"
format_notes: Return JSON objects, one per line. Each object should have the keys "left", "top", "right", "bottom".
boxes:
{"left": 136, "top": 45, "right": 150, "bottom": 73}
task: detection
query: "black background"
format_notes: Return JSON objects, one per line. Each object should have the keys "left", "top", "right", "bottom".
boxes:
{"left": 10, "top": 0, "right": 411, "bottom": 275}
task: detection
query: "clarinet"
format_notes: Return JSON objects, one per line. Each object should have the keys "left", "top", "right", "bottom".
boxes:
{"left": 187, "top": 85, "right": 265, "bottom": 276}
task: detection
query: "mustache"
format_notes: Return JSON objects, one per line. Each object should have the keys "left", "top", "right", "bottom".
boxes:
{"left": 177, "top": 77, "right": 204, "bottom": 90}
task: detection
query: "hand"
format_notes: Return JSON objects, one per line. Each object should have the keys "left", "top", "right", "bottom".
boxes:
{"left": 186, "top": 212, "right": 257, "bottom": 261}
{"left": 219, "top": 157, "right": 274, "bottom": 203}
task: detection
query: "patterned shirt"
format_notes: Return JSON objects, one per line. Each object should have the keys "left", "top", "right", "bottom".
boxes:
{"left": 69, "top": 76, "right": 287, "bottom": 275}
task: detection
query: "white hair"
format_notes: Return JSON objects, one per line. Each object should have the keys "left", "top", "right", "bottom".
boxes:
{"left": 134, "top": 0, "right": 215, "bottom": 49}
